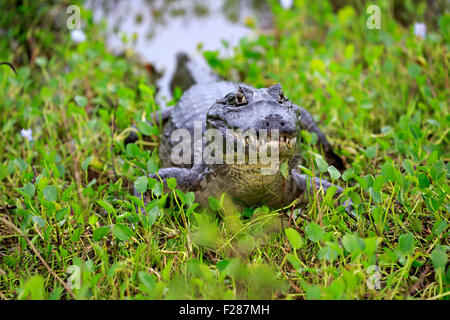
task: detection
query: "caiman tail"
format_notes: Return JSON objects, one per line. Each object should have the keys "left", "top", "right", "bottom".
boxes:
{"left": 169, "top": 52, "right": 221, "bottom": 95}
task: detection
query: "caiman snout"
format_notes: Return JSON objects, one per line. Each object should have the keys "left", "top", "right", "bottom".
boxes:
{"left": 256, "top": 114, "right": 297, "bottom": 136}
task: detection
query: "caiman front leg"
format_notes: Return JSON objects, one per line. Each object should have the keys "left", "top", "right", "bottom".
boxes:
{"left": 290, "top": 169, "right": 355, "bottom": 219}
{"left": 135, "top": 164, "right": 208, "bottom": 197}
{"left": 134, "top": 164, "right": 208, "bottom": 214}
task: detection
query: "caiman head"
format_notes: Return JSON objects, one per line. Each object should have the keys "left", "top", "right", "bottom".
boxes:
{"left": 205, "top": 83, "right": 301, "bottom": 183}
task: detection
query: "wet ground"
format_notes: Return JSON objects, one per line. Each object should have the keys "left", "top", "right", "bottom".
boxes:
{"left": 88, "top": 0, "right": 273, "bottom": 101}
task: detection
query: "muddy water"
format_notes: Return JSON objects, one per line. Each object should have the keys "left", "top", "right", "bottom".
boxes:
{"left": 88, "top": 0, "right": 272, "bottom": 101}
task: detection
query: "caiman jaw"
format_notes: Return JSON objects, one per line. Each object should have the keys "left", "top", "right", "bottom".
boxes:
{"left": 242, "top": 134, "right": 297, "bottom": 149}
{"left": 232, "top": 131, "right": 299, "bottom": 153}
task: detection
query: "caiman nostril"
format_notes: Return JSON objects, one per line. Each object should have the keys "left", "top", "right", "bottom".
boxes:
{"left": 259, "top": 114, "right": 291, "bottom": 131}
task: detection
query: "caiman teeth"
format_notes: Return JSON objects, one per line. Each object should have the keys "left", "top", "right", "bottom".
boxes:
{"left": 235, "top": 133, "right": 297, "bottom": 149}
{"left": 278, "top": 135, "right": 297, "bottom": 148}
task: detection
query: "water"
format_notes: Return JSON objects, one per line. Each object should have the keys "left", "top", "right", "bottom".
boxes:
{"left": 88, "top": 0, "right": 272, "bottom": 101}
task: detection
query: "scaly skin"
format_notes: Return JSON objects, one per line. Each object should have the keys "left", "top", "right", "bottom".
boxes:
{"left": 137, "top": 54, "right": 353, "bottom": 216}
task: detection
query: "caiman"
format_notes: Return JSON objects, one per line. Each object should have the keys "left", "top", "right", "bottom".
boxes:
{"left": 134, "top": 53, "right": 353, "bottom": 217}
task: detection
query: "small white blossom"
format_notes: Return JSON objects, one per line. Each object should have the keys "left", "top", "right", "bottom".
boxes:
{"left": 71, "top": 29, "right": 86, "bottom": 43}
{"left": 280, "top": 0, "right": 293, "bottom": 9}
{"left": 20, "top": 128, "right": 33, "bottom": 141}
{"left": 414, "top": 22, "right": 426, "bottom": 39}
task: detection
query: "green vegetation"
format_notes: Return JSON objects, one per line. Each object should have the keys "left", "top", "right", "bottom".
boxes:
{"left": 0, "top": 0, "right": 448, "bottom": 300}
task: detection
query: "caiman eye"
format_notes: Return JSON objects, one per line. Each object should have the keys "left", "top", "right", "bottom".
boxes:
{"left": 278, "top": 91, "right": 287, "bottom": 103}
{"left": 235, "top": 90, "right": 248, "bottom": 105}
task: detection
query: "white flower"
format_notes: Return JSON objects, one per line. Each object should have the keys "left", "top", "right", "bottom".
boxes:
{"left": 280, "top": 0, "right": 293, "bottom": 9}
{"left": 71, "top": 29, "right": 86, "bottom": 43}
{"left": 20, "top": 128, "right": 33, "bottom": 141}
{"left": 414, "top": 22, "right": 426, "bottom": 39}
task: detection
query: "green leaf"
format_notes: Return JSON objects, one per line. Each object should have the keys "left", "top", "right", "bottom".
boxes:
{"left": 427, "top": 150, "right": 439, "bottom": 165}
{"left": 354, "top": 175, "right": 368, "bottom": 190}
{"left": 430, "top": 247, "right": 448, "bottom": 272}
{"left": 55, "top": 207, "right": 68, "bottom": 221}
{"left": 134, "top": 176, "right": 148, "bottom": 193}
{"left": 147, "top": 205, "right": 160, "bottom": 226}
{"left": 216, "top": 260, "right": 230, "bottom": 272}
{"left": 139, "top": 272, "right": 156, "bottom": 292}
{"left": 380, "top": 162, "right": 395, "bottom": 181}
{"left": 286, "top": 253, "right": 301, "bottom": 270}
{"left": 328, "top": 166, "right": 341, "bottom": 180}
{"left": 369, "top": 187, "right": 382, "bottom": 203}
{"left": 407, "top": 63, "right": 421, "bottom": 78}
{"left": 138, "top": 83, "right": 155, "bottom": 98}
{"left": 147, "top": 158, "right": 159, "bottom": 174}
{"left": 208, "top": 196, "right": 220, "bottom": 211}
{"left": 402, "top": 159, "right": 414, "bottom": 175}
{"left": 185, "top": 192, "right": 195, "bottom": 206}
{"left": 43, "top": 185, "right": 58, "bottom": 202}
{"left": 305, "top": 222, "right": 324, "bottom": 242}
{"left": 23, "top": 183, "right": 36, "bottom": 198}
{"left": 373, "top": 175, "right": 385, "bottom": 193}
{"left": 306, "top": 285, "right": 321, "bottom": 300}
{"left": 126, "top": 143, "right": 141, "bottom": 158}
{"left": 35, "top": 57, "right": 47, "bottom": 67}
{"left": 363, "top": 237, "right": 379, "bottom": 256}
{"left": 364, "top": 145, "right": 377, "bottom": 159}
{"left": 18, "top": 275, "right": 45, "bottom": 300}
{"left": 74, "top": 95, "right": 88, "bottom": 107}
{"left": 241, "top": 207, "right": 255, "bottom": 219}
{"left": 32, "top": 216, "right": 46, "bottom": 228}
{"left": 298, "top": 165, "right": 314, "bottom": 177}
{"left": 432, "top": 220, "right": 447, "bottom": 236}
{"left": 397, "top": 233, "right": 415, "bottom": 256}
{"left": 348, "top": 191, "right": 361, "bottom": 205}
{"left": 318, "top": 245, "right": 339, "bottom": 262}
{"left": 166, "top": 177, "right": 177, "bottom": 190}
{"left": 14, "top": 158, "right": 28, "bottom": 171}
{"left": 324, "top": 185, "right": 337, "bottom": 207}
{"left": 152, "top": 182, "right": 163, "bottom": 197}
{"left": 37, "top": 176, "right": 48, "bottom": 192}
{"left": 93, "top": 226, "right": 110, "bottom": 241}
{"left": 81, "top": 156, "right": 93, "bottom": 171}
{"left": 411, "top": 218, "right": 423, "bottom": 233}
{"left": 316, "top": 158, "right": 329, "bottom": 173}
{"left": 127, "top": 195, "right": 144, "bottom": 208}
{"left": 175, "top": 189, "right": 185, "bottom": 204}
{"left": 71, "top": 228, "right": 83, "bottom": 242}
{"left": 342, "top": 234, "right": 365, "bottom": 254}
{"left": 409, "top": 123, "right": 422, "bottom": 139}
{"left": 97, "top": 200, "right": 116, "bottom": 214}
{"left": 137, "top": 120, "right": 158, "bottom": 136}
{"left": 285, "top": 228, "right": 304, "bottom": 250}
{"left": 416, "top": 172, "right": 430, "bottom": 189}
{"left": 175, "top": 189, "right": 186, "bottom": 205}
{"left": 342, "top": 168, "right": 354, "bottom": 182}
{"left": 0, "top": 163, "right": 8, "bottom": 181}
{"left": 185, "top": 203, "right": 198, "bottom": 218}
{"left": 113, "top": 223, "right": 133, "bottom": 241}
